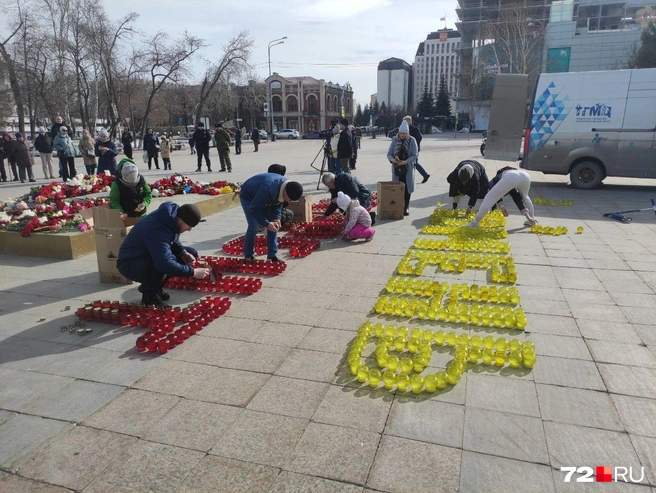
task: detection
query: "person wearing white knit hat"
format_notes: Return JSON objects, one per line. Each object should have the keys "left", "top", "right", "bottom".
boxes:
{"left": 386, "top": 120, "right": 418, "bottom": 216}
{"left": 337, "top": 191, "right": 375, "bottom": 241}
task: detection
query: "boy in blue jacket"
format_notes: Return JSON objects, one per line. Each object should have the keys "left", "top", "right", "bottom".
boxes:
{"left": 117, "top": 202, "right": 210, "bottom": 306}
{"left": 240, "top": 172, "right": 303, "bottom": 262}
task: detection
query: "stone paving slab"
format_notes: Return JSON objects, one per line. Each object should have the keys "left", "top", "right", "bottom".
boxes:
{"left": 2, "top": 137, "right": 656, "bottom": 490}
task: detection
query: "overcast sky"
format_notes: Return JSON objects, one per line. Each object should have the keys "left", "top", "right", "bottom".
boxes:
{"left": 110, "top": 0, "right": 459, "bottom": 107}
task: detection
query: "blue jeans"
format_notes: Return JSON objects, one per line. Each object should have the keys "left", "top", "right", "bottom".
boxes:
{"left": 415, "top": 162, "right": 428, "bottom": 179}
{"left": 117, "top": 246, "right": 198, "bottom": 299}
{"left": 241, "top": 198, "right": 278, "bottom": 258}
{"left": 328, "top": 156, "right": 342, "bottom": 175}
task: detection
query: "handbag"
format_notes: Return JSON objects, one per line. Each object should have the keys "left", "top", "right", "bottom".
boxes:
{"left": 394, "top": 164, "right": 407, "bottom": 177}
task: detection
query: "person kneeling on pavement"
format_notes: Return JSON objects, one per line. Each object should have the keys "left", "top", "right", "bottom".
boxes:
{"left": 117, "top": 202, "right": 209, "bottom": 306}
{"left": 110, "top": 159, "right": 152, "bottom": 219}
{"left": 240, "top": 172, "right": 303, "bottom": 262}
{"left": 337, "top": 192, "right": 375, "bottom": 242}
{"left": 321, "top": 171, "right": 375, "bottom": 225}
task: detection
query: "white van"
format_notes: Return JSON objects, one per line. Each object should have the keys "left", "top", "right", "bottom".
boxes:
{"left": 486, "top": 69, "right": 656, "bottom": 189}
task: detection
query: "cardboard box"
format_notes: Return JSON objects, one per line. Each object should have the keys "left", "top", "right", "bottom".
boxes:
{"left": 286, "top": 195, "right": 313, "bottom": 223}
{"left": 92, "top": 205, "right": 141, "bottom": 284}
{"left": 377, "top": 181, "right": 406, "bottom": 220}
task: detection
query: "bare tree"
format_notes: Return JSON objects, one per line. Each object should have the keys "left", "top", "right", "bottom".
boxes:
{"left": 483, "top": 4, "right": 547, "bottom": 79}
{"left": 85, "top": 10, "right": 138, "bottom": 135}
{"left": 139, "top": 31, "right": 204, "bottom": 139}
{"left": 0, "top": 9, "right": 26, "bottom": 133}
{"left": 194, "top": 30, "right": 253, "bottom": 122}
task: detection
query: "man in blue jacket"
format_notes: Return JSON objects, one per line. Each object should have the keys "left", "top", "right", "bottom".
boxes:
{"left": 240, "top": 172, "right": 303, "bottom": 262}
{"left": 117, "top": 202, "right": 210, "bottom": 306}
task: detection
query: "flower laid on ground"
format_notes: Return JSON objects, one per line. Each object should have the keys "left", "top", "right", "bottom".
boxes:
{"left": 149, "top": 174, "right": 238, "bottom": 197}
{"left": 3, "top": 173, "right": 239, "bottom": 237}
{"left": 0, "top": 197, "right": 109, "bottom": 237}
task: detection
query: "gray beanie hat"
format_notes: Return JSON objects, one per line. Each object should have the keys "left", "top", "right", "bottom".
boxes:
{"left": 121, "top": 162, "right": 139, "bottom": 186}
{"left": 458, "top": 164, "right": 474, "bottom": 182}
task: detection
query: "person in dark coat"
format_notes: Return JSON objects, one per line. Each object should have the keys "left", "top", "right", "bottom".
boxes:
{"left": 251, "top": 127, "right": 260, "bottom": 152}
{"left": 336, "top": 118, "right": 352, "bottom": 174}
{"left": 239, "top": 172, "right": 303, "bottom": 262}
{"left": 121, "top": 128, "right": 134, "bottom": 159}
{"left": 50, "top": 115, "right": 70, "bottom": 140}
{"left": 192, "top": 122, "right": 212, "bottom": 171}
{"left": 188, "top": 135, "right": 196, "bottom": 154}
{"left": 95, "top": 128, "right": 118, "bottom": 175}
{"left": 12, "top": 133, "right": 36, "bottom": 183}
{"left": 34, "top": 128, "right": 55, "bottom": 179}
{"left": 320, "top": 171, "right": 374, "bottom": 223}
{"left": 0, "top": 132, "right": 11, "bottom": 181}
{"left": 349, "top": 125, "right": 358, "bottom": 170}
{"left": 404, "top": 116, "right": 430, "bottom": 183}
{"left": 234, "top": 127, "right": 242, "bottom": 155}
{"left": 117, "top": 202, "right": 210, "bottom": 306}
{"left": 447, "top": 160, "right": 490, "bottom": 212}
{"left": 143, "top": 128, "right": 160, "bottom": 170}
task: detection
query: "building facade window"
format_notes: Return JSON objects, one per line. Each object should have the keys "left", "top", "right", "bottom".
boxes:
{"left": 272, "top": 96, "right": 282, "bottom": 112}
{"left": 286, "top": 95, "right": 298, "bottom": 112}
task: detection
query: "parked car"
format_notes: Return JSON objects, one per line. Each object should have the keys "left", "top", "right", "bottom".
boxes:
{"left": 275, "top": 129, "right": 300, "bottom": 139}
{"left": 171, "top": 139, "right": 188, "bottom": 151}
{"left": 302, "top": 131, "right": 322, "bottom": 139}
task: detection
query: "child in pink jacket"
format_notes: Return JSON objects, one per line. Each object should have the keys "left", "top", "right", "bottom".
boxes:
{"left": 337, "top": 191, "right": 375, "bottom": 241}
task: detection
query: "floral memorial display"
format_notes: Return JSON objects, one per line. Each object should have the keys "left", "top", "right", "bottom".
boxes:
{"left": 0, "top": 173, "right": 238, "bottom": 237}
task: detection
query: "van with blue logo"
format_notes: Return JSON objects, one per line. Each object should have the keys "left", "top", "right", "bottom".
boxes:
{"left": 486, "top": 69, "right": 656, "bottom": 189}
{"left": 523, "top": 68, "right": 656, "bottom": 189}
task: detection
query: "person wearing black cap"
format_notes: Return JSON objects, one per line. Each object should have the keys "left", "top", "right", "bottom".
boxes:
{"left": 193, "top": 122, "right": 212, "bottom": 172}
{"left": 239, "top": 172, "right": 303, "bottom": 262}
{"left": 117, "top": 202, "right": 210, "bottom": 306}
{"left": 336, "top": 118, "right": 352, "bottom": 174}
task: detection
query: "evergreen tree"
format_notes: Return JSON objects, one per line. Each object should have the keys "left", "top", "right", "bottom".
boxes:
{"left": 380, "top": 101, "right": 387, "bottom": 115}
{"left": 416, "top": 84, "right": 434, "bottom": 119}
{"left": 635, "top": 23, "right": 656, "bottom": 68}
{"left": 363, "top": 104, "right": 371, "bottom": 125}
{"left": 372, "top": 99, "right": 380, "bottom": 115}
{"left": 355, "top": 104, "right": 364, "bottom": 126}
{"left": 435, "top": 74, "right": 452, "bottom": 118}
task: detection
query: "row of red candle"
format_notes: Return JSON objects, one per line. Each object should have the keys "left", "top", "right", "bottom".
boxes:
{"left": 165, "top": 275, "right": 263, "bottom": 295}
{"left": 136, "top": 296, "right": 231, "bottom": 354}
{"left": 199, "top": 256, "right": 286, "bottom": 275}
{"left": 76, "top": 295, "right": 227, "bottom": 323}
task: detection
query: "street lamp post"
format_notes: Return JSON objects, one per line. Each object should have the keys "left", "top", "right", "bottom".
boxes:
{"left": 268, "top": 36, "right": 287, "bottom": 137}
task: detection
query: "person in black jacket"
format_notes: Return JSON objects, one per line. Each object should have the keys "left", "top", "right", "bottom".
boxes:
{"left": 447, "top": 160, "right": 489, "bottom": 212}
{"left": 321, "top": 171, "right": 375, "bottom": 224}
{"left": 251, "top": 127, "right": 260, "bottom": 152}
{"left": 143, "top": 128, "right": 160, "bottom": 170}
{"left": 337, "top": 118, "right": 352, "bottom": 174}
{"left": 0, "top": 133, "right": 9, "bottom": 182}
{"left": 121, "top": 127, "right": 134, "bottom": 159}
{"left": 349, "top": 125, "right": 358, "bottom": 170}
{"left": 403, "top": 116, "right": 430, "bottom": 183}
{"left": 50, "top": 115, "right": 70, "bottom": 140}
{"left": 34, "top": 128, "right": 55, "bottom": 179}
{"left": 193, "top": 122, "right": 212, "bottom": 171}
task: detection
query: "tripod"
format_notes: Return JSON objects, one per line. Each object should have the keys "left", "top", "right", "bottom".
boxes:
{"left": 309, "top": 141, "right": 329, "bottom": 190}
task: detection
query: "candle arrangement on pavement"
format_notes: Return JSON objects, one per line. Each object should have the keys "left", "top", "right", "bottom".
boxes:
{"left": 74, "top": 296, "right": 231, "bottom": 354}
{"left": 348, "top": 322, "right": 536, "bottom": 393}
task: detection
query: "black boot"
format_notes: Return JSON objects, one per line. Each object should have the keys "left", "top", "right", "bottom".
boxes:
{"left": 369, "top": 211, "right": 376, "bottom": 226}
{"left": 141, "top": 294, "right": 169, "bottom": 307}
